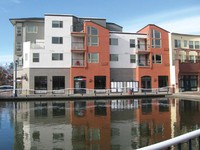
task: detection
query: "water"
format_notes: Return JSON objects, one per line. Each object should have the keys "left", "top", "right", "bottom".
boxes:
{"left": 0, "top": 98, "right": 200, "bottom": 150}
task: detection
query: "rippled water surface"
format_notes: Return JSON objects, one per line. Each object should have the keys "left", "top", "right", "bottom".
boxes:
{"left": 0, "top": 98, "right": 200, "bottom": 150}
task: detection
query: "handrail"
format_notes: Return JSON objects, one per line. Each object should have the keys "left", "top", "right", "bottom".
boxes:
{"left": 137, "top": 129, "right": 200, "bottom": 150}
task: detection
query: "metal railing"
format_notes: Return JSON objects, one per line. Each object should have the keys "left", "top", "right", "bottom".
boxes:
{"left": 137, "top": 129, "right": 200, "bottom": 150}
{"left": 0, "top": 86, "right": 172, "bottom": 98}
{"left": 137, "top": 60, "right": 150, "bottom": 66}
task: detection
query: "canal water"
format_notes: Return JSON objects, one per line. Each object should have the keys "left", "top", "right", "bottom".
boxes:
{"left": 0, "top": 98, "right": 200, "bottom": 150}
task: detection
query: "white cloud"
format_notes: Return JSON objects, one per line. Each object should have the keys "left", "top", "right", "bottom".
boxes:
{"left": 122, "top": 6, "right": 200, "bottom": 34}
{"left": 158, "top": 16, "right": 200, "bottom": 34}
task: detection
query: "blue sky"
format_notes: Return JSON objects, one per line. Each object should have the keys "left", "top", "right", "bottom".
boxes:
{"left": 1, "top": 0, "right": 200, "bottom": 65}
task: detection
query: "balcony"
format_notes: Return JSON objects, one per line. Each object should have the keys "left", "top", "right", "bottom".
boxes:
{"left": 71, "top": 24, "right": 85, "bottom": 37}
{"left": 136, "top": 44, "right": 149, "bottom": 54}
{"left": 137, "top": 60, "right": 150, "bottom": 67}
{"left": 72, "top": 59, "right": 85, "bottom": 67}
{"left": 71, "top": 41, "right": 85, "bottom": 51}
{"left": 30, "top": 40, "right": 45, "bottom": 49}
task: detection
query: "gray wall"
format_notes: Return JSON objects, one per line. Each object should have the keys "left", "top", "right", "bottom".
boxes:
{"left": 110, "top": 68, "right": 136, "bottom": 82}
{"left": 22, "top": 68, "right": 70, "bottom": 92}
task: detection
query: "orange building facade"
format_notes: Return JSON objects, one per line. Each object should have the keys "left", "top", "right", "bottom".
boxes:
{"left": 70, "top": 21, "right": 110, "bottom": 93}
{"left": 136, "top": 24, "right": 170, "bottom": 90}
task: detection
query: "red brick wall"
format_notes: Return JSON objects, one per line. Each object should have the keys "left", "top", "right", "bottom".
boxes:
{"left": 70, "top": 21, "right": 110, "bottom": 89}
{"left": 137, "top": 25, "right": 170, "bottom": 88}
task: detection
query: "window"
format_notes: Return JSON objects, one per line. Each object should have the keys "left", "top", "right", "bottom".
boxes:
{"left": 53, "top": 76, "right": 65, "bottom": 90}
{"left": 88, "top": 53, "right": 99, "bottom": 63}
{"left": 87, "top": 26, "right": 98, "bottom": 46}
{"left": 189, "top": 55, "right": 195, "bottom": 63}
{"left": 110, "top": 38, "right": 118, "bottom": 45}
{"left": 53, "top": 133, "right": 64, "bottom": 142}
{"left": 33, "top": 53, "right": 39, "bottom": 62}
{"left": 151, "top": 29, "right": 161, "bottom": 48}
{"left": 152, "top": 54, "right": 162, "bottom": 64}
{"left": 34, "top": 76, "right": 47, "bottom": 90}
{"left": 16, "top": 42, "right": 22, "bottom": 51}
{"left": 52, "top": 53, "right": 63, "bottom": 61}
{"left": 195, "top": 41, "right": 199, "bottom": 49}
{"left": 184, "top": 40, "right": 187, "bottom": 47}
{"left": 27, "top": 25, "right": 37, "bottom": 33}
{"left": 189, "top": 41, "right": 193, "bottom": 49}
{"left": 174, "top": 39, "right": 181, "bottom": 48}
{"left": 16, "top": 26, "right": 22, "bottom": 36}
{"left": 52, "top": 37, "right": 63, "bottom": 44}
{"left": 130, "top": 39, "right": 135, "bottom": 48}
{"left": 32, "top": 131, "right": 40, "bottom": 142}
{"left": 130, "top": 54, "right": 136, "bottom": 63}
{"left": 110, "top": 54, "right": 119, "bottom": 61}
{"left": 52, "top": 21, "right": 63, "bottom": 28}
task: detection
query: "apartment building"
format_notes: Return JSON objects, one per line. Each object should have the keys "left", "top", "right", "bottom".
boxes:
{"left": 109, "top": 32, "right": 146, "bottom": 92}
{"left": 137, "top": 24, "right": 170, "bottom": 91}
{"left": 170, "top": 33, "right": 200, "bottom": 92}
{"left": 10, "top": 14, "right": 172, "bottom": 94}
{"left": 10, "top": 14, "right": 124, "bottom": 94}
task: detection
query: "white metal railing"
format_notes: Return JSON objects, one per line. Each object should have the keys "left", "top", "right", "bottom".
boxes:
{"left": 137, "top": 129, "right": 200, "bottom": 150}
{"left": 0, "top": 86, "right": 172, "bottom": 97}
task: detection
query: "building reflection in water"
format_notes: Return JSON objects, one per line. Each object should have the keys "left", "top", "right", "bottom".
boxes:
{"left": 10, "top": 98, "right": 200, "bottom": 150}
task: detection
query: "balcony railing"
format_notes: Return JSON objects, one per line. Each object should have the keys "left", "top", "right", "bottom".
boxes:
{"left": 137, "top": 44, "right": 147, "bottom": 50}
{"left": 137, "top": 60, "right": 150, "bottom": 66}
{"left": 71, "top": 42, "right": 85, "bottom": 50}
{"left": 72, "top": 59, "right": 84, "bottom": 67}
{"left": 31, "top": 42, "right": 45, "bottom": 49}
{"left": 71, "top": 24, "right": 84, "bottom": 32}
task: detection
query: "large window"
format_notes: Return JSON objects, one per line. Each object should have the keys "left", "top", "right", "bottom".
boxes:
{"left": 52, "top": 53, "right": 63, "bottom": 61}
{"left": 130, "top": 39, "right": 135, "bottom": 48}
{"left": 52, "top": 21, "right": 63, "bottom": 28}
{"left": 189, "top": 41, "right": 194, "bottom": 49}
{"left": 53, "top": 76, "right": 65, "bottom": 90}
{"left": 195, "top": 41, "right": 200, "bottom": 49}
{"left": 174, "top": 39, "right": 181, "bottom": 48}
{"left": 151, "top": 29, "right": 161, "bottom": 48}
{"left": 184, "top": 40, "right": 187, "bottom": 47}
{"left": 87, "top": 26, "right": 98, "bottom": 46}
{"left": 27, "top": 25, "right": 37, "bottom": 33}
{"left": 52, "top": 37, "right": 63, "bottom": 44}
{"left": 34, "top": 76, "right": 47, "bottom": 90}
{"left": 152, "top": 54, "right": 162, "bottom": 64}
{"left": 130, "top": 54, "right": 136, "bottom": 63}
{"left": 110, "top": 54, "right": 119, "bottom": 61}
{"left": 33, "top": 53, "right": 39, "bottom": 62}
{"left": 88, "top": 53, "right": 99, "bottom": 63}
{"left": 110, "top": 38, "right": 118, "bottom": 45}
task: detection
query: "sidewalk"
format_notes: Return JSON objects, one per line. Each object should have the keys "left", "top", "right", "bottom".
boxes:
{"left": 0, "top": 92, "right": 169, "bottom": 101}
{"left": 167, "top": 91, "right": 200, "bottom": 100}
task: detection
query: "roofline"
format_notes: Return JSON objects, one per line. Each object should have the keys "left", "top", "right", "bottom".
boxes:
{"left": 110, "top": 31, "right": 147, "bottom": 35}
{"left": 106, "top": 22, "right": 123, "bottom": 28}
{"left": 9, "top": 18, "right": 44, "bottom": 25}
{"left": 172, "top": 32, "right": 200, "bottom": 37}
{"left": 137, "top": 24, "right": 170, "bottom": 33}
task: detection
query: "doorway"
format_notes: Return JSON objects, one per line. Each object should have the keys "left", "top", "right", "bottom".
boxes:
{"left": 74, "top": 76, "right": 86, "bottom": 94}
{"left": 141, "top": 76, "right": 151, "bottom": 92}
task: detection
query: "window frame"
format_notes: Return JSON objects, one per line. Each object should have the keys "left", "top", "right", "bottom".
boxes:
{"left": 27, "top": 25, "right": 38, "bottom": 33}
{"left": 87, "top": 26, "right": 99, "bottom": 46}
{"left": 130, "top": 54, "right": 136, "bottom": 63}
{"left": 130, "top": 39, "right": 136, "bottom": 48}
{"left": 52, "top": 37, "right": 63, "bottom": 44}
{"left": 52, "top": 53, "right": 63, "bottom": 61}
{"left": 88, "top": 53, "right": 99, "bottom": 63}
{"left": 33, "top": 53, "right": 39, "bottom": 62}
{"left": 52, "top": 21, "right": 63, "bottom": 28}
{"left": 110, "top": 38, "right": 118, "bottom": 45}
{"left": 110, "top": 54, "right": 119, "bottom": 62}
{"left": 152, "top": 54, "right": 162, "bottom": 64}
{"left": 151, "top": 29, "right": 161, "bottom": 48}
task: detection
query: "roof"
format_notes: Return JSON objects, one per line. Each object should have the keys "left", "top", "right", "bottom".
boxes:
{"left": 137, "top": 24, "right": 170, "bottom": 33}
{"left": 106, "top": 22, "right": 123, "bottom": 28}
{"left": 110, "top": 31, "right": 147, "bottom": 35}
{"left": 9, "top": 18, "right": 44, "bottom": 25}
{"left": 172, "top": 32, "right": 200, "bottom": 37}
